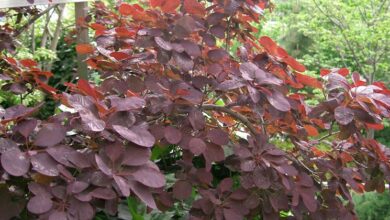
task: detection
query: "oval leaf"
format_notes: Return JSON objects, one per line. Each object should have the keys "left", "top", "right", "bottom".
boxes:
{"left": 113, "top": 125, "right": 155, "bottom": 148}
{"left": 34, "top": 123, "right": 66, "bottom": 147}
{"left": 132, "top": 167, "right": 165, "bottom": 188}
{"left": 266, "top": 91, "right": 291, "bottom": 112}
{"left": 27, "top": 196, "right": 53, "bottom": 214}
{"left": 1, "top": 148, "right": 30, "bottom": 176}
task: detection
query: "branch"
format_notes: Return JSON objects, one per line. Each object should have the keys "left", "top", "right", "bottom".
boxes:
{"left": 13, "top": 5, "right": 57, "bottom": 38}
{"left": 201, "top": 104, "right": 261, "bottom": 138}
{"left": 316, "top": 131, "right": 340, "bottom": 142}
{"left": 312, "top": 0, "right": 366, "bottom": 78}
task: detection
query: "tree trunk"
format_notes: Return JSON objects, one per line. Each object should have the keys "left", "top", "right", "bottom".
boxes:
{"left": 75, "top": 2, "right": 89, "bottom": 79}
{"left": 45, "top": 4, "right": 66, "bottom": 71}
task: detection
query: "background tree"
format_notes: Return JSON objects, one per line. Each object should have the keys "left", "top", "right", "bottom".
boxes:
{"left": 0, "top": 1, "right": 390, "bottom": 220}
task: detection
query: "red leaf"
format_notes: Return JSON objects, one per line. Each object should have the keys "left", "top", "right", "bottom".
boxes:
{"left": 304, "top": 125, "right": 319, "bottom": 136}
{"left": 175, "top": 88, "right": 190, "bottom": 96}
{"left": 338, "top": 68, "right": 349, "bottom": 76}
{"left": 312, "top": 147, "right": 326, "bottom": 157}
{"left": 150, "top": 0, "right": 163, "bottom": 7}
{"left": 276, "top": 47, "right": 288, "bottom": 58}
{"left": 259, "top": 36, "right": 277, "bottom": 55}
{"left": 118, "top": 3, "right": 133, "bottom": 16}
{"left": 110, "top": 52, "right": 131, "bottom": 61}
{"left": 77, "top": 79, "right": 102, "bottom": 100}
{"left": 115, "top": 27, "right": 136, "bottom": 38}
{"left": 295, "top": 72, "right": 322, "bottom": 89}
{"left": 365, "top": 123, "right": 384, "bottom": 130}
{"left": 340, "top": 152, "right": 353, "bottom": 163}
{"left": 157, "top": 0, "right": 180, "bottom": 13}
{"left": 320, "top": 68, "right": 331, "bottom": 77}
{"left": 90, "top": 23, "right": 106, "bottom": 31}
{"left": 20, "top": 59, "right": 38, "bottom": 68}
{"left": 76, "top": 44, "right": 94, "bottom": 54}
{"left": 4, "top": 57, "right": 17, "bottom": 65}
{"left": 35, "top": 78, "right": 57, "bottom": 95}
{"left": 283, "top": 56, "right": 306, "bottom": 72}
{"left": 184, "top": 0, "right": 206, "bottom": 16}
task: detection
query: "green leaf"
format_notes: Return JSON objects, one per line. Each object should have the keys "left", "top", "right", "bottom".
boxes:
{"left": 215, "top": 99, "right": 225, "bottom": 106}
{"left": 127, "top": 197, "right": 145, "bottom": 220}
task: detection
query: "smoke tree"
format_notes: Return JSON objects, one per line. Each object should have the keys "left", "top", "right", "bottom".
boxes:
{"left": 1, "top": 0, "right": 390, "bottom": 219}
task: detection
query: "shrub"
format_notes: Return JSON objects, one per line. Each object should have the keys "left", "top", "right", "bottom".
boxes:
{"left": 1, "top": 1, "right": 390, "bottom": 219}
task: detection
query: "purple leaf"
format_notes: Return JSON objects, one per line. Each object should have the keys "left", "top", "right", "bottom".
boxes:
{"left": 27, "top": 196, "right": 53, "bottom": 214}
{"left": 207, "top": 12, "right": 225, "bottom": 25}
{"left": 253, "top": 167, "right": 270, "bottom": 189}
{"left": 173, "top": 82, "right": 203, "bottom": 104}
{"left": 181, "top": 40, "right": 201, "bottom": 57}
{"left": 208, "top": 49, "right": 228, "bottom": 62}
{"left": 128, "top": 180, "right": 157, "bottom": 209}
{"left": 122, "top": 144, "right": 151, "bottom": 166}
{"left": 223, "top": 208, "right": 243, "bottom": 220}
{"left": 164, "top": 126, "right": 182, "bottom": 144}
{"left": 173, "top": 180, "right": 192, "bottom": 200}
{"left": 239, "top": 62, "right": 258, "bottom": 80}
{"left": 207, "top": 129, "right": 229, "bottom": 145}
{"left": 69, "top": 198, "right": 94, "bottom": 220}
{"left": 110, "top": 96, "right": 145, "bottom": 111}
{"left": 67, "top": 151, "right": 91, "bottom": 169}
{"left": 30, "top": 153, "right": 59, "bottom": 176}
{"left": 91, "top": 187, "right": 117, "bottom": 200}
{"left": 189, "top": 109, "right": 206, "bottom": 130}
{"left": 114, "top": 175, "right": 130, "bottom": 197}
{"left": 247, "top": 85, "right": 261, "bottom": 103}
{"left": 3, "top": 104, "right": 41, "bottom": 122}
{"left": 14, "top": 119, "right": 37, "bottom": 137}
{"left": 155, "top": 37, "right": 172, "bottom": 51}
{"left": 334, "top": 106, "right": 354, "bottom": 125}
{"left": 34, "top": 123, "right": 66, "bottom": 147}
{"left": 48, "top": 211, "right": 67, "bottom": 220}
{"left": 46, "top": 145, "right": 74, "bottom": 167}
{"left": 299, "top": 187, "right": 317, "bottom": 212}
{"left": 65, "top": 94, "right": 94, "bottom": 110}
{"left": 95, "top": 155, "right": 113, "bottom": 176}
{"left": 240, "top": 160, "right": 256, "bottom": 172}
{"left": 188, "top": 137, "right": 207, "bottom": 155}
{"left": 207, "top": 63, "right": 223, "bottom": 76}
{"left": 70, "top": 181, "right": 89, "bottom": 194}
{"left": 173, "top": 51, "right": 194, "bottom": 72}
{"left": 28, "top": 183, "right": 52, "bottom": 198}
{"left": 105, "top": 142, "right": 124, "bottom": 163}
{"left": 108, "top": 111, "right": 136, "bottom": 128}
{"left": 216, "top": 79, "right": 246, "bottom": 91}
{"left": 0, "top": 138, "right": 17, "bottom": 153}
{"left": 113, "top": 125, "right": 155, "bottom": 148}
{"left": 210, "top": 25, "right": 225, "bottom": 38}
{"left": 203, "top": 143, "right": 225, "bottom": 165}
{"left": 79, "top": 109, "right": 106, "bottom": 132}
{"left": 265, "top": 91, "right": 291, "bottom": 112}
{"left": 132, "top": 167, "right": 165, "bottom": 188}
{"left": 1, "top": 148, "right": 30, "bottom": 176}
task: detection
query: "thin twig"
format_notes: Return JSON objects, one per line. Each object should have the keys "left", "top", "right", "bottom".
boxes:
{"left": 202, "top": 104, "right": 260, "bottom": 138}
{"left": 13, "top": 5, "right": 58, "bottom": 38}
{"left": 316, "top": 131, "right": 340, "bottom": 142}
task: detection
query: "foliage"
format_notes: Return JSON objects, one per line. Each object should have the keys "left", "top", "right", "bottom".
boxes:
{"left": 353, "top": 191, "right": 390, "bottom": 220}
{"left": 262, "top": 0, "right": 390, "bottom": 84}
{"left": 0, "top": 1, "right": 390, "bottom": 220}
